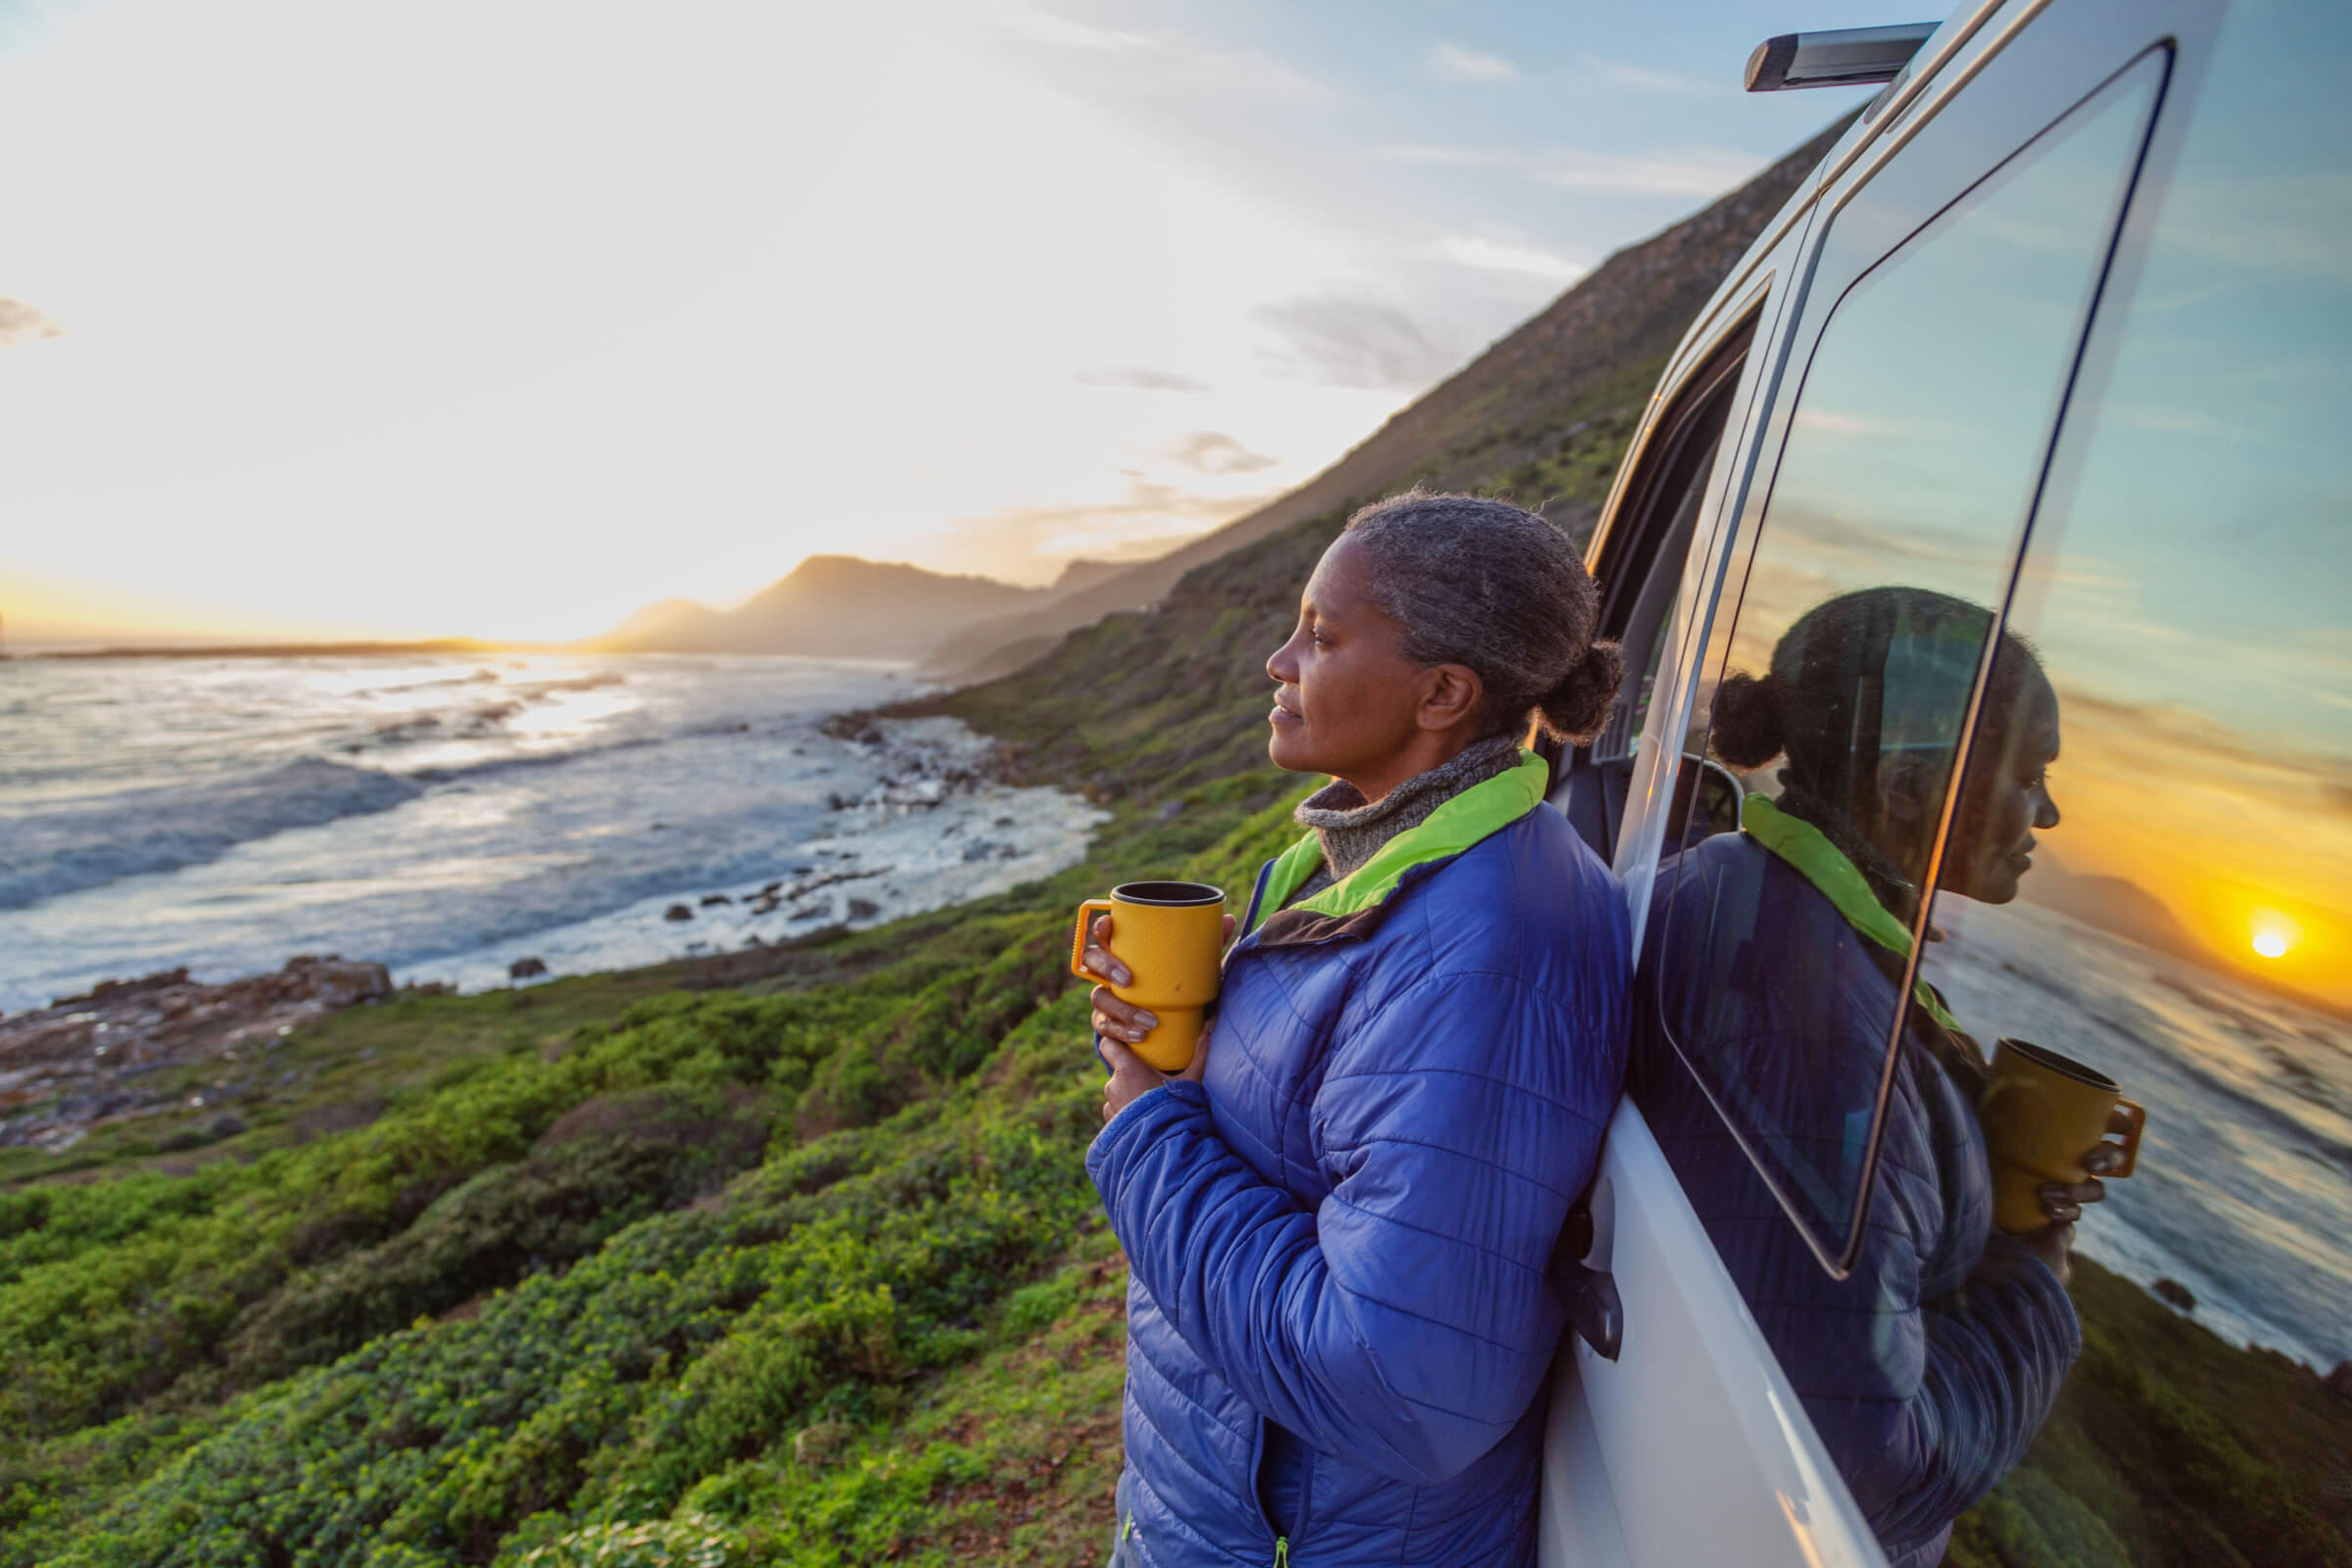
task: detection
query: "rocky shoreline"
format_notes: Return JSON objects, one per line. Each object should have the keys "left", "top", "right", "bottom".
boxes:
{"left": 0, "top": 956, "right": 399, "bottom": 1155}
{"left": 1, "top": 713, "right": 1101, "bottom": 1156}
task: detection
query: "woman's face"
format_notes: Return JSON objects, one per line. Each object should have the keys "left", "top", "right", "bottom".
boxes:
{"left": 1939, "top": 670, "right": 2063, "bottom": 904}
{"left": 1265, "top": 536, "right": 1445, "bottom": 790}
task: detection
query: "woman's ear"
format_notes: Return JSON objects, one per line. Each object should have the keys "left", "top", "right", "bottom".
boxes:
{"left": 1416, "top": 663, "right": 1485, "bottom": 733}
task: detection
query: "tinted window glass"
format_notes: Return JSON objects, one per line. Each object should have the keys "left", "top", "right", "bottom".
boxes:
{"left": 1919, "top": 3, "right": 2352, "bottom": 1394}
{"left": 1644, "top": 60, "right": 2162, "bottom": 1264}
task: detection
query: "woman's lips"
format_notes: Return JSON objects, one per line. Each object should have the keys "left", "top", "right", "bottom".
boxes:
{"left": 1270, "top": 698, "right": 1301, "bottom": 728}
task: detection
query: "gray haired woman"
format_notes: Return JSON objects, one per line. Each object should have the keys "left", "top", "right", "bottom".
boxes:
{"left": 1079, "top": 493, "right": 1634, "bottom": 1567}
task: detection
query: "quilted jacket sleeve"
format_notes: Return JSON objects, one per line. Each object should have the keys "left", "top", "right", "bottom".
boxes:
{"left": 1835, "top": 1229, "right": 2080, "bottom": 1549}
{"left": 1088, "top": 971, "right": 1616, "bottom": 1486}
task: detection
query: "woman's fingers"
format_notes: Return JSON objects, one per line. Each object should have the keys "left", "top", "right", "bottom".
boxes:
{"left": 2039, "top": 1177, "right": 2105, "bottom": 1225}
{"left": 1078, "top": 914, "right": 1132, "bottom": 987}
{"left": 1097, "top": 1035, "right": 1167, "bottom": 1124}
{"left": 1089, "top": 985, "right": 1158, "bottom": 1045}
{"left": 2082, "top": 1141, "right": 2128, "bottom": 1177}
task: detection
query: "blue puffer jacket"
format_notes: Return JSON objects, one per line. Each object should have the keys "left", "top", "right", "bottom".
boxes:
{"left": 1633, "top": 822, "right": 2080, "bottom": 1568}
{"left": 1088, "top": 758, "right": 1628, "bottom": 1567}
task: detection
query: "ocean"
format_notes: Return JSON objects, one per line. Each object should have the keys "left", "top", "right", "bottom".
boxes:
{"left": 0, "top": 651, "right": 1105, "bottom": 1014}
{"left": 1931, "top": 896, "right": 2352, "bottom": 1372}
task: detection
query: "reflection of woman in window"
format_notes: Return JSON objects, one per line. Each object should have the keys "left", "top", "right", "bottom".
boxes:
{"left": 1080, "top": 494, "right": 1630, "bottom": 1568}
{"left": 1638, "top": 587, "right": 2116, "bottom": 1568}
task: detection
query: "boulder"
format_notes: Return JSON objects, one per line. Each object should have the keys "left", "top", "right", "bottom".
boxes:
{"left": 699, "top": 893, "right": 733, "bottom": 906}
{"left": 663, "top": 904, "right": 695, "bottom": 922}
{"left": 2152, "top": 1277, "right": 2197, "bottom": 1312}
{"left": 508, "top": 957, "right": 549, "bottom": 979}
{"left": 846, "top": 898, "right": 881, "bottom": 920}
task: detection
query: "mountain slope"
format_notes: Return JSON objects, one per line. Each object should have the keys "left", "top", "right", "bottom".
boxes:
{"left": 594, "top": 556, "right": 1047, "bottom": 661}
{"left": 922, "top": 116, "right": 1850, "bottom": 682}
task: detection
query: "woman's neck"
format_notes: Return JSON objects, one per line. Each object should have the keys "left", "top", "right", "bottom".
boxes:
{"left": 1335, "top": 730, "right": 1479, "bottom": 806}
{"left": 1296, "top": 733, "right": 1525, "bottom": 886}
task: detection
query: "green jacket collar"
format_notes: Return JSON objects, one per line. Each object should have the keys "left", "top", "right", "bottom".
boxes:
{"left": 1740, "top": 793, "right": 1960, "bottom": 1033}
{"left": 1248, "top": 750, "right": 1549, "bottom": 941}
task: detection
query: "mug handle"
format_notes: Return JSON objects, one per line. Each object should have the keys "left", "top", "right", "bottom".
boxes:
{"left": 1071, "top": 899, "right": 1116, "bottom": 980}
{"left": 2108, "top": 1097, "right": 2145, "bottom": 1179}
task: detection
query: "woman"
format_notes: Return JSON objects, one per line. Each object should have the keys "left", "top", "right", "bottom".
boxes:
{"left": 1079, "top": 492, "right": 1630, "bottom": 1567}
{"left": 1636, "top": 586, "right": 2124, "bottom": 1568}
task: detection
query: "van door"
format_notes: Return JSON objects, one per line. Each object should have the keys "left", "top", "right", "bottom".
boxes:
{"left": 1542, "top": 5, "right": 2184, "bottom": 1564}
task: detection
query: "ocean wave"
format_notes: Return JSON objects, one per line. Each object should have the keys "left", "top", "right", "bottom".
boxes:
{"left": 0, "top": 759, "right": 425, "bottom": 910}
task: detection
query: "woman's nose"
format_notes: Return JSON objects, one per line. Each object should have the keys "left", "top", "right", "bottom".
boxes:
{"left": 1267, "top": 633, "right": 1300, "bottom": 685}
{"left": 2035, "top": 787, "right": 2061, "bottom": 830}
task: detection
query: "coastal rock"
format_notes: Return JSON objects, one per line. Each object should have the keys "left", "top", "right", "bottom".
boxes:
{"left": 507, "top": 957, "right": 549, "bottom": 979}
{"left": 0, "top": 955, "right": 392, "bottom": 1152}
{"left": 846, "top": 898, "right": 881, "bottom": 920}
{"left": 699, "top": 894, "right": 733, "bottom": 906}
{"left": 2152, "top": 1277, "right": 2197, "bottom": 1312}
{"left": 663, "top": 904, "right": 695, "bottom": 922}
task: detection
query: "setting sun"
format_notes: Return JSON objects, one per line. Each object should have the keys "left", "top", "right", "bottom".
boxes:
{"left": 2248, "top": 911, "right": 2303, "bottom": 960}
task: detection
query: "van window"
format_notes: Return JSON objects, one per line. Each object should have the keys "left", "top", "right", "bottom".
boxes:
{"left": 1916, "top": 0, "right": 2352, "bottom": 1416}
{"left": 1638, "top": 57, "right": 2164, "bottom": 1268}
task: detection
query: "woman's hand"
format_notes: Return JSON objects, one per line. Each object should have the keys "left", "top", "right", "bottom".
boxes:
{"left": 2017, "top": 1105, "right": 2135, "bottom": 1285}
{"left": 1081, "top": 910, "right": 1232, "bottom": 1124}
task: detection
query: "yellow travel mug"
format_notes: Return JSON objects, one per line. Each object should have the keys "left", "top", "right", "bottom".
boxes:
{"left": 1071, "top": 879, "right": 1226, "bottom": 1072}
{"left": 1978, "top": 1036, "right": 2144, "bottom": 1234}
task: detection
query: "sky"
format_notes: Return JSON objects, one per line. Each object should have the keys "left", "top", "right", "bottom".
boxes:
{"left": 0, "top": 0, "right": 1890, "bottom": 645}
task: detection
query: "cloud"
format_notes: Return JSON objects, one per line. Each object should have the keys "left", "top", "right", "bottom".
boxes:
{"left": 1253, "top": 294, "right": 1461, "bottom": 391}
{"left": 994, "top": 9, "right": 1328, "bottom": 102}
{"left": 1535, "top": 148, "right": 1763, "bottom": 196}
{"left": 995, "top": 5, "right": 1156, "bottom": 52}
{"left": 1377, "top": 142, "right": 1764, "bottom": 199}
{"left": 1074, "top": 366, "right": 1209, "bottom": 393}
{"left": 1586, "top": 56, "right": 1714, "bottom": 94}
{"left": 1428, "top": 234, "right": 1587, "bottom": 283}
{"left": 1375, "top": 144, "right": 1508, "bottom": 166}
{"left": 0, "top": 294, "right": 66, "bottom": 348}
{"left": 1431, "top": 42, "right": 1517, "bottom": 81}
{"left": 1167, "top": 431, "right": 1277, "bottom": 475}
{"left": 963, "top": 476, "right": 1283, "bottom": 564}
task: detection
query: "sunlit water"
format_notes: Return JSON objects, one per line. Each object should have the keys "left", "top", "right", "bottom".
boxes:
{"left": 0, "top": 652, "right": 1104, "bottom": 1011}
{"left": 1934, "top": 897, "right": 2352, "bottom": 1371}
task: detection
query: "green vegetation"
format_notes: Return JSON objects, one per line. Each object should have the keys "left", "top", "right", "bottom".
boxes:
{"left": 6, "top": 105, "right": 2345, "bottom": 1561}
{"left": 0, "top": 779, "right": 1303, "bottom": 1567}
{"left": 10, "top": 534, "right": 2345, "bottom": 1567}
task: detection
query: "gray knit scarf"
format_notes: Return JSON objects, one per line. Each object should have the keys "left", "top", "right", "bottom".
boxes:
{"left": 1285, "top": 733, "right": 1526, "bottom": 906}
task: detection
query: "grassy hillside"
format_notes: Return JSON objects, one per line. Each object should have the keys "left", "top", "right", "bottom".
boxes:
{"left": 8, "top": 108, "right": 2349, "bottom": 1566}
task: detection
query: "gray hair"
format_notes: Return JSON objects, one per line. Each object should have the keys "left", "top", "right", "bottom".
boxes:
{"left": 1343, "top": 490, "right": 1625, "bottom": 743}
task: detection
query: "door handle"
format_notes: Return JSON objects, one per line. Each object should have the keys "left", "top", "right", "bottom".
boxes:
{"left": 1553, "top": 1175, "right": 1623, "bottom": 1361}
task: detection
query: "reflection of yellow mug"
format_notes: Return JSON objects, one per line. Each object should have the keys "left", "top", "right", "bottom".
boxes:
{"left": 1979, "top": 1036, "right": 2145, "bottom": 1234}
{"left": 1071, "top": 880, "right": 1225, "bottom": 1072}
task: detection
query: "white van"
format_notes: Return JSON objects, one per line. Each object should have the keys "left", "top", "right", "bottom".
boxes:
{"left": 1540, "top": 2, "right": 2350, "bottom": 1563}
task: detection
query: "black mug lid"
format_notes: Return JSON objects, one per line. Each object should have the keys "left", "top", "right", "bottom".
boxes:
{"left": 1112, "top": 879, "right": 1225, "bottom": 907}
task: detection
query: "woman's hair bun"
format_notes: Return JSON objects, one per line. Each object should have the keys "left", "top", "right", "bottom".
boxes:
{"left": 1708, "top": 670, "right": 1784, "bottom": 769}
{"left": 1537, "top": 639, "right": 1625, "bottom": 745}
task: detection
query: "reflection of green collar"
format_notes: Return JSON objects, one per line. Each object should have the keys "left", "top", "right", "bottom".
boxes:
{"left": 1251, "top": 750, "right": 1549, "bottom": 930}
{"left": 1741, "top": 794, "right": 1960, "bottom": 1033}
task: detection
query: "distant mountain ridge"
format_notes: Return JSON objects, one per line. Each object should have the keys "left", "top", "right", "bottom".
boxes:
{"left": 590, "top": 555, "right": 1048, "bottom": 661}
